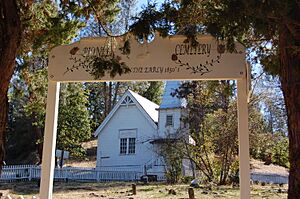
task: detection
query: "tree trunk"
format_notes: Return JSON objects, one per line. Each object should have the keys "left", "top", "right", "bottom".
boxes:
{"left": 0, "top": 0, "right": 22, "bottom": 170}
{"left": 112, "top": 82, "right": 120, "bottom": 106}
{"left": 108, "top": 82, "right": 112, "bottom": 112}
{"left": 279, "top": 22, "right": 300, "bottom": 198}
{"left": 32, "top": 119, "right": 43, "bottom": 164}
{"left": 103, "top": 82, "right": 108, "bottom": 116}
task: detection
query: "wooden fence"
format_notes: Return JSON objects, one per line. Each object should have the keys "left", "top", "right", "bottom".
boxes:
{"left": 0, "top": 165, "right": 164, "bottom": 182}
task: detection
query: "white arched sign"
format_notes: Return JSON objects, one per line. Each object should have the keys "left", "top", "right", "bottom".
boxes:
{"left": 41, "top": 34, "right": 250, "bottom": 199}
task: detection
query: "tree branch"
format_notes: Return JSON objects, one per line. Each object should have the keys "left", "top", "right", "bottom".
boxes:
{"left": 86, "top": 0, "right": 128, "bottom": 38}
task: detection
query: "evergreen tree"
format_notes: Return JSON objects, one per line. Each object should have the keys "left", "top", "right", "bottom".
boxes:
{"left": 141, "top": 81, "right": 164, "bottom": 105}
{"left": 0, "top": 0, "right": 119, "bottom": 169}
{"left": 57, "top": 83, "right": 91, "bottom": 157}
{"left": 7, "top": 66, "right": 48, "bottom": 164}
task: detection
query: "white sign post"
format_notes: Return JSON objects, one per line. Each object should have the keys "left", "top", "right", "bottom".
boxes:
{"left": 40, "top": 81, "right": 60, "bottom": 199}
{"left": 40, "top": 34, "right": 250, "bottom": 199}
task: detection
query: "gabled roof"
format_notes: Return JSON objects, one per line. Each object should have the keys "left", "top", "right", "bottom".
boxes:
{"left": 128, "top": 90, "right": 159, "bottom": 123}
{"left": 94, "top": 90, "right": 159, "bottom": 137}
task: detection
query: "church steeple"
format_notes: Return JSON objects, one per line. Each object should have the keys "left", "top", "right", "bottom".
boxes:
{"left": 159, "top": 81, "right": 186, "bottom": 109}
{"left": 157, "top": 81, "right": 186, "bottom": 137}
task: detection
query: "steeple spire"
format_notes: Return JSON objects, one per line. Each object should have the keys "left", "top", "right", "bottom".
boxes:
{"left": 159, "top": 81, "right": 186, "bottom": 109}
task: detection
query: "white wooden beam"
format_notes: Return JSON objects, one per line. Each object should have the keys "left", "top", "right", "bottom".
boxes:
{"left": 48, "top": 34, "right": 245, "bottom": 82}
{"left": 39, "top": 81, "right": 60, "bottom": 199}
{"left": 237, "top": 77, "right": 251, "bottom": 199}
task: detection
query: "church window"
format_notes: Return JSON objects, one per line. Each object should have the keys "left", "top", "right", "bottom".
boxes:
{"left": 166, "top": 115, "right": 173, "bottom": 126}
{"left": 119, "top": 129, "right": 136, "bottom": 155}
{"left": 120, "top": 138, "right": 127, "bottom": 154}
{"left": 128, "top": 138, "right": 136, "bottom": 154}
{"left": 121, "top": 96, "right": 134, "bottom": 105}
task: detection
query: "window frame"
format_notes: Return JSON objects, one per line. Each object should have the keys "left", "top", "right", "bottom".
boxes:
{"left": 166, "top": 114, "right": 174, "bottom": 127}
{"left": 119, "top": 129, "right": 137, "bottom": 155}
{"left": 128, "top": 138, "right": 136, "bottom": 154}
{"left": 119, "top": 138, "right": 128, "bottom": 155}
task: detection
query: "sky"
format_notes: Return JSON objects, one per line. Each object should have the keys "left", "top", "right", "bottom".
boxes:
{"left": 136, "top": 0, "right": 164, "bottom": 11}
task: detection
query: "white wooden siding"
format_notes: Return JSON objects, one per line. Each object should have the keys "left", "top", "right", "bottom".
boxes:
{"left": 97, "top": 105, "right": 158, "bottom": 171}
{"left": 158, "top": 109, "right": 182, "bottom": 137}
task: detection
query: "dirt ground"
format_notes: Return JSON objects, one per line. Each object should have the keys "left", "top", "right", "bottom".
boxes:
{"left": 0, "top": 181, "right": 288, "bottom": 199}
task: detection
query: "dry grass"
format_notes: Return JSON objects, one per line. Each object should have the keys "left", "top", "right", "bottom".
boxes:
{"left": 81, "top": 140, "right": 97, "bottom": 150}
{"left": 64, "top": 157, "right": 96, "bottom": 168}
{"left": 0, "top": 181, "right": 288, "bottom": 199}
{"left": 250, "top": 159, "right": 289, "bottom": 176}
{"left": 37, "top": 140, "right": 288, "bottom": 198}
{"left": 64, "top": 139, "right": 97, "bottom": 168}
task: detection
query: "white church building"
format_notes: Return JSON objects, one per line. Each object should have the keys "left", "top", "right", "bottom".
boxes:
{"left": 94, "top": 81, "right": 192, "bottom": 179}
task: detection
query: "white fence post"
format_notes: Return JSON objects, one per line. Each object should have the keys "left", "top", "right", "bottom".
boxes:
{"left": 29, "top": 166, "right": 32, "bottom": 181}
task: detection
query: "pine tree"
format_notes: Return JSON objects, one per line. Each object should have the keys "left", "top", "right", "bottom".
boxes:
{"left": 0, "top": 0, "right": 119, "bottom": 170}
{"left": 57, "top": 83, "right": 91, "bottom": 157}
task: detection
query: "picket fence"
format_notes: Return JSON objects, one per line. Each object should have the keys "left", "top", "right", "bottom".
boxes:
{"left": 0, "top": 165, "right": 288, "bottom": 184}
{"left": 0, "top": 165, "right": 166, "bottom": 182}
{"left": 251, "top": 172, "right": 288, "bottom": 185}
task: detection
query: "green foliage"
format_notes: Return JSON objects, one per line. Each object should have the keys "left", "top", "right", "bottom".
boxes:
{"left": 85, "top": 82, "right": 106, "bottom": 131}
{"left": 258, "top": 49, "right": 280, "bottom": 76}
{"left": 7, "top": 0, "right": 123, "bottom": 163}
{"left": 174, "top": 80, "right": 286, "bottom": 184}
{"left": 141, "top": 81, "right": 163, "bottom": 104}
{"left": 22, "top": 69, "right": 48, "bottom": 128}
{"left": 271, "top": 135, "right": 289, "bottom": 168}
{"left": 17, "top": 1, "right": 83, "bottom": 59}
{"left": 57, "top": 83, "right": 91, "bottom": 158}
{"left": 228, "top": 159, "right": 240, "bottom": 184}
{"left": 8, "top": 70, "right": 95, "bottom": 162}
{"left": 248, "top": 99, "right": 271, "bottom": 160}
{"left": 58, "top": 0, "right": 120, "bottom": 23}
{"left": 250, "top": 131, "right": 289, "bottom": 168}
{"left": 174, "top": 81, "right": 237, "bottom": 184}
{"left": 119, "top": 39, "right": 131, "bottom": 55}
{"left": 128, "top": 0, "right": 299, "bottom": 77}
{"left": 181, "top": 175, "right": 194, "bottom": 184}
{"left": 6, "top": 0, "right": 92, "bottom": 163}
{"left": 85, "top": 81, "right": 122, "bottom": 131}
{"left": 130, "top": 3, "right": 162, "bottom": 40}
{"left": 248, "top": 100, "right": 289, "bottom": 167}
{"left": 248, "top": 75, "right": 288, "bottom": 167}
{"left": 90, "top": 55, "right": 131, "bottom": 79}
{"left": 205, "top": 103, "right": 238, "bottom": 185}
{"left": 6, "top": 69, "right": 47, "bottom": 164}
{"left": 158, "top": 140, "right": 183, "bottom": 184}
{"left": 5, "top": 117, "right": 37, "bottom": 164}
